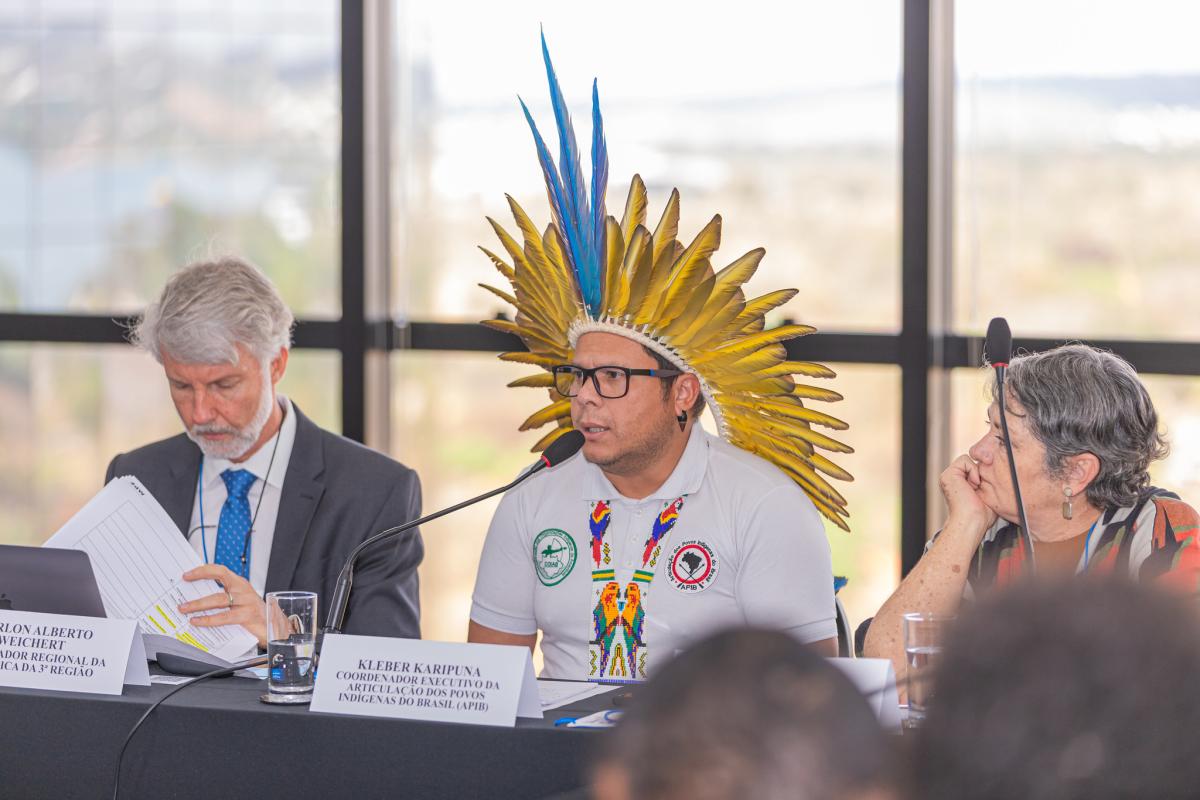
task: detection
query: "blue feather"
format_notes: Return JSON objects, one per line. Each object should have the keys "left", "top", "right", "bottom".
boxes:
{"left": 519, "top": 96, "right": 571, "bottom": 250}
{"left": 590, "top": 78, "right": 609, "bottom": 298}
{"left": 534, "top": 31, "right": 602, "bottom": 316}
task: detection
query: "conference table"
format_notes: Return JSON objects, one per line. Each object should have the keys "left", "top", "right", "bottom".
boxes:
{"left": 0, "top": 671, "right": 615, "bottom": 799}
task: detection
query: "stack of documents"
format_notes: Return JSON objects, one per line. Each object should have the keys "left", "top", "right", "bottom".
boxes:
{"left": 44, "top": 476, "right": 257, "bottom": 663}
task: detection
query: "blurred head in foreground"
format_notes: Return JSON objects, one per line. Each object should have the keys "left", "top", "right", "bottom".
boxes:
{"left": 591, "top": 628, "right": 897, "bottom": 800}
{"left": 915, "top": 579, "right": 1200, "bottom": 800}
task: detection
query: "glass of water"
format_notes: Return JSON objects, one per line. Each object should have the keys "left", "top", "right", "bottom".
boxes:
{"left": 903, "top": 611, "right": 952, "bottom": 727}
{"left": 262, "top": 591, "right": 317, "bottom": 705}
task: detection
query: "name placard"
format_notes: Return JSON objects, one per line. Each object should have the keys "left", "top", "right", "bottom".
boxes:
{"left": 0, "top": 610, "right": 150, "bottom": 695}
{"left": 311, "top": 635, "right": 540, "bottom": 727}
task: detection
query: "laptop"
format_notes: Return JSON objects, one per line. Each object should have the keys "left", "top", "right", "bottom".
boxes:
{"left": 0, "top": 545, "right": 106, "bottom": 618}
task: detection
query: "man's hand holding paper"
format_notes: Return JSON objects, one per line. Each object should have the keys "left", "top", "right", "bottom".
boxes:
{"left": 180, "top": 564, "right": 269, "bottom": 648}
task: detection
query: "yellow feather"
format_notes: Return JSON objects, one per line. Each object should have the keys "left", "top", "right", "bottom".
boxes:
{"left": 707, "top": 344, "right": 787, "bottom": 376}
{"left": 519, "top": 399, "right": 572, "bottom": 431}
{"left": 633, "top": 244, "right": 678, "bottom": 325}
{"left": 620, "top": 226, "right": 655, "bottom": 322}
{"left": 478, "top": 247, "right": 515, "bottom": 283}
{"left": 499, "top": 351, "right": 564, "bottom": 368}
{"left": 722, "top": 396, "right": 849, "bottom": 429}
{"left": 675, "top": 248, "right": 763, "bottom": 345}
{"left": 620, "top": 175, "right": 648, "bottom": 247}
{"left": 540, "top": 225, "right": 580, "bottom": 318}
{"left": 771, "top": 451, "right": 848, "bottom": 508}
{"left": 779, "top": 424, "right": 853, "bottom": 454}
{"left": 659, "top": 271, "right": 716, "bottom": 339}
{"left": 790, "top": 384, "right": 844, "bottom": 403}
{"left": 730, "top": 432, "right": 848, "bottom": 509}
{"left": 726, "top": 406, "right": 853, "bottom": 453}
{"left": 603, "top": 217, "right": 625, "bottom": 317}
{"left": 731, "top": 289, "right": 799, "bottom": 329}
{"left": 657, "top": 255, "right": 710, "bottom": 331}
{"left": 761, "top": 361, "right": 837, "bottom": 379}
{"left": 507, "top": 373, "right": 555, "bottom": 389}
{"left": 810, "top": 452, "right": 855, "bottom": 482}
{"left": 694, "top": 324, "right": 816, "bottom": 364}
{"left": 531, "top": 424, "right": 574, "bottom": 453}
{"left": 650, "top": 189, "right": 680, "bottom": 266}
{"left": 486, "top": 217, "right": 530, "bottom": 274}
{"left": 481, "top": 319, "right": 562, "bottom": 353}
{"left": 812, "top": 500, "right": 851, "bottom": 532}
{"left": 711, "top": 375, "right": 794, "bottom": 395}
{"left": 479, "top": 283, "right": 517, "bottom": 309}
{"left": 490, "top": 217, "right": 553, "bottom": 313}
{"left": 653, "top": 215, "right": 722, "bottom": 325}
{"left": 507, "top": 196, "right": 549, "bottom": 260}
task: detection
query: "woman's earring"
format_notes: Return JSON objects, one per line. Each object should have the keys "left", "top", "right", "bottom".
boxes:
{"left": 1062, "top": 486, "right": 1074, "bottom": 520}
{"left": 677, "top": 410, "right": 687, "bottom": 432}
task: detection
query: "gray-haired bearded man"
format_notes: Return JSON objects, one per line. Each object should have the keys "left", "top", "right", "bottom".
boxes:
{"left": 106, "top": 256, "right": 423, "bottom": 646}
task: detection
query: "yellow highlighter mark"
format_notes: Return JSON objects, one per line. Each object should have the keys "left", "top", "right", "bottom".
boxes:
{"left": 148, "top": 615, "right": 166, "bottom": 634}
{"left": 175, "top": 631, "right": 210, "bottom": 652}
{"left": 155, "top": 605, "right": 177, "bottom": 629}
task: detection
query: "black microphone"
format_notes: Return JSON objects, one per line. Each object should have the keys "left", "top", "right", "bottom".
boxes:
{"left": 319, "top": 429, "right": 585, "bottom": 642}
{"left": 984, "top": 317, "right": 1012, "bottom": 369}
{"left": 984, "top": 317, "right": 1034, "bottom": 568}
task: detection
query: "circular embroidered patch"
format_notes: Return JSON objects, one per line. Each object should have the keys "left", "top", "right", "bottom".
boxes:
{"left": 667, "top": 539, "right": 719, "bottom": 593}
{"left": 533, "top": 529, "right": 577, "bottom": 586}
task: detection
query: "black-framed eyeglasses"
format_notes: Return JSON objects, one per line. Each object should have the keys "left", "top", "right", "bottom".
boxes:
{"left": 552, "top": 364, "right": 683, "bottom": 399}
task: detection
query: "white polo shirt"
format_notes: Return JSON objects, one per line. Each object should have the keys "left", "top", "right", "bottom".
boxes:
{"left": 470, "top": 424, "right": 837, "bottom": 680}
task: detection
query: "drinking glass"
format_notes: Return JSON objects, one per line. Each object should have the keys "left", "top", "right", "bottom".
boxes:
{"left": 262, "top": 591, "right": 317, "bottom": 705}
{"left": 903, "top": 611, "right": 951, "bottom": 727}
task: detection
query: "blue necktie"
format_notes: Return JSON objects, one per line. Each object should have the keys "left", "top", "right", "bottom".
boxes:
{"left": 215, "top": 469, "right": 257, "bottom": 579}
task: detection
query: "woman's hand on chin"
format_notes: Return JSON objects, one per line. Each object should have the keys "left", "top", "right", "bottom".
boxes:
{"left": 941, "top": 454, "right": 999, "bottom": 537}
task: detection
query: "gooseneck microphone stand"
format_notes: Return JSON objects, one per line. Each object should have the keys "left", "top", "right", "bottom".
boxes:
{"left": 986, "top": 317, "right": 1035, "bottom": 571}
{"left": 319, "top": 430, "right": 585, "bottom": 646}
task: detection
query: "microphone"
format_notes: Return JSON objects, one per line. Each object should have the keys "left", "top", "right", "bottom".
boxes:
{"left": 319, "top": 429, "right": 585, "bottom": 642}
{"left": 984, "top": 317, "right": 1012, "bottom": 369}
{"left": 983, "top": 317, "right": 1034, "bottom": 568}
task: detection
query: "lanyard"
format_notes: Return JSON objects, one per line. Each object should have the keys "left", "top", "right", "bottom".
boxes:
{"left": 1080, "top": 519, "right": 1100, "bottom": 573}
{"left": 195, "top": 423, "right": 283, "bottom": 578}
{"left": 588, "top": 496, "right": 685, "bottom": 683}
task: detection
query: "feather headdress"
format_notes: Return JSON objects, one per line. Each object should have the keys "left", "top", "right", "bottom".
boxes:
{"left": 480, "top": 34, "right": 854, "bottom": 530}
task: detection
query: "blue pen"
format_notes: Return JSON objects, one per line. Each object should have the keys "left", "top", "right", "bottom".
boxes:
{"left": 554, "top": 717, "right": 578, "bottom": 727}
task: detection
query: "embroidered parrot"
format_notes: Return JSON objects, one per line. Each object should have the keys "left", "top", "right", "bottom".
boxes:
{"left": 591, "top": 581, "right": 621, "bottom": 675}
{"left": 590, "top": 501, "right": 611, "bottom": 565}
{"left": 620, "top": 582, "right": 646, "bottom": 677}
{"left": 643, "top": 498, "right": 684, "bottom": 564}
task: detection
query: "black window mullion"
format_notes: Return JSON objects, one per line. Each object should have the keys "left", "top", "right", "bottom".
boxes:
{"left": 339, "top": 0, "right": 367, "bottom": 442}
{"left": 901, "top": 0, "right": 933, "bottom": 576}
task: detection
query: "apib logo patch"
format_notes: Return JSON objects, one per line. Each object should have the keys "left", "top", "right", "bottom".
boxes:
{"left": 666, "top": 539, "right": 719, "bottom": 593}
{"left": 533, "top": 529, "right": 577, "bottom": 586}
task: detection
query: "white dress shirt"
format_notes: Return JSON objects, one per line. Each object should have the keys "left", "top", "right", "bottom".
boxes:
{"left": 186, "top": 396, "right": 298, "bottom": 596}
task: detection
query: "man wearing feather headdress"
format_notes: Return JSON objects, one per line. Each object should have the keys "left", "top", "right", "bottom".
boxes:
{"left": 468, "top": 36, "right": 853, "bottom": 681}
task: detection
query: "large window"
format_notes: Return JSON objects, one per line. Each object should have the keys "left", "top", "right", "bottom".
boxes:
{"left": 3, "top": 1, "right": 1198, "bottom": 649}
{"left": 391, "top": 2, "right": 903, "bottom": 638}
{"left": 0, "top": 1, "right": 341, "bottom": 545}
{"left": 954, "top": 0, "right": 1200, "bottom": 340}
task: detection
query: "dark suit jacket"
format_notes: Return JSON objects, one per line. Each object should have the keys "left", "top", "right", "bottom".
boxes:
{"left": 105, "top": 403, "right": 423, "bottom": 639}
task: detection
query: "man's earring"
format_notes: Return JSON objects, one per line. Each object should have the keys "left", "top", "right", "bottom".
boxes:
{"left": 677, "top": 410, "right": 687, "bottom": 432}
{"left": 1062, "top": 486, "right": 1073, "bottom": 520}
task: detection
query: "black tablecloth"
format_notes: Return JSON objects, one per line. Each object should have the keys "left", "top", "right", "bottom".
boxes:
{"left": 0, "top": 673, "right": 616, "bottom": 799}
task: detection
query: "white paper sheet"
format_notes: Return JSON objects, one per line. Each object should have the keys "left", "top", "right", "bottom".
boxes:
{"left": 537, "top": 679, "right": 613, "bottom": 711}
{"left": 44, "top": 476, "right": 257, "bottom": 662}
{"left": 827, "top": 657, "right": 903, "bottom": 732}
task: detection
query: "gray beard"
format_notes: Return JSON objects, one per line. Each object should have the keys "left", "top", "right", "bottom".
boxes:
{"left": 186, "top": 372, "right": 277, "bottom": 461}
